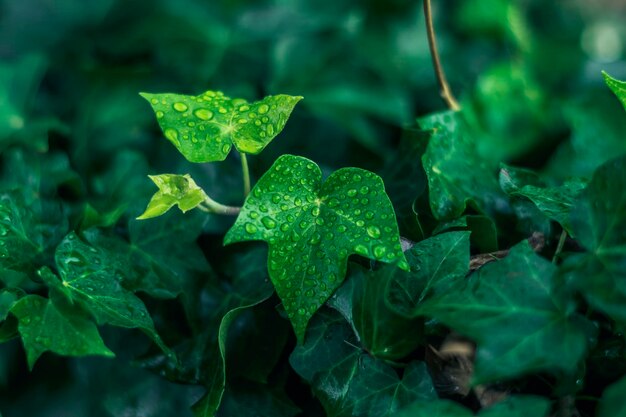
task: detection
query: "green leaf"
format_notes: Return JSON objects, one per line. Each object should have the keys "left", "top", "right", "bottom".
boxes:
{"left": 385, "top": 232, "right": 470, "bottom": 318}
{"left": 604, "top": 72, "right": 626, "bottom": 111}
{"left": 289, "top": 310, "right": 436, "bottom": 417}
{"left": 500, "top": 164, "right": 587, "bottom": 235}
{"left": 141, "top": 91, "right": 302, "bottom": 162}
{"left": 46, "top": 232, "right": 170, "bottom": 354}
{"left": 137, "top": 174, "right": 208, "bottom": 219}
{"left": 598, "top": 375, "right": 626, "bottom": 417}
{"left": 214, "top": 382, "right": 300, "bottom": 417}
{"left": 418, "top": 241, "right": 593, "bottom": 383}
{"left": 392, "top": 396, "right": 551, "bottom": 417}
{"left": 330, "top": 264, "right": 423, "bottom": 360}
{"left": 0, "top": 191, "right": 68, "bottom": 277}
{"left": 224, "top": 154, "right": 408, "bottom": 342}
{"left": 568, "top": 155, "right": 626, "bottom": 330}
{"left": 419, "top": 111, "right": 504, "bottom": 220}
{"left": 10, "top": 295, "right": 114, "bottom": 369}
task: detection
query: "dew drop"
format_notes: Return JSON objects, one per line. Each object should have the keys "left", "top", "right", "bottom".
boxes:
{"left": 262, "top": 217, "right": 277, "bottom": 229}
{"left": 354, "top": 244, "right": 368, "bottom": 255}
{"left": 222, "top": 144, "right": 230, "bottom": 154}
{"left": 194, "top": 108, "right": 214, "bottom": 120}
{"left": 173, "top": 102, "right": 188, "bottom": 112}
{"left": 347, "top": 189, "right": 357, "bottom": 197}
{"left": 258, "top": 104, "right": 269, "bottom": 114}
{"left": 366, "top": 225, "right": 381, "bottom": 239}
{"left": 373, "top": 245, "right": 387, "bottom": 259}
{"left": 156, "top": 111, "right": 164, "bottom": 119}
{"left": 245, "top": 223, "right": 258, "bottom": 234}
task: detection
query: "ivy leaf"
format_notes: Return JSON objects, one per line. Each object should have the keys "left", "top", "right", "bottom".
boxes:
{"left": 417, "top": 241, "right": 593, "bottom": 383}
{"left": 137, "top": 174, "right": 207, "bottom": 220}
{"left": 214, "top": 382, "right": 300, "bottom": 417}
{"left": 289, "top": 310, "right": 436, "bottom": 417}
{"left": 598, "top": 375, "right": 626, "bottom": 417}
{"left": 10, "top": 294, "right": 114, "bottom": 369}
{"left": 224, "top": 154, "right": 408, "bottom": 342}
{"left": 46, "top": 232, "right": 170, "bottom": 354}
{"left": 500, "top": 164, "right": 587, "bottom": 235}
{"left": 330, "top": 264, "right": 424, "bottom": 360}
{"left": 392, "top": 396, "right": 551, "bottom": 417}
{"left": 385, "top": 232, "right": 470, "bottom": 318}
{"left": 419, "top": 111, "right": 504, "bottom": 220}
{"left": 568, "top": 155, "right": 626, "bottom": 330}
{"left": 141, "top": 91, "right": 302, "bottom": 163}
{"left": 604, "top": 72, "right": 626, "bottom": 111}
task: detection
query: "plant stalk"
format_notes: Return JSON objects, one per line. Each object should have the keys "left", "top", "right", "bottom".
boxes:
{"left": 423, "top": 0, "right": 461, "bottom": 111}
{"left": 240, "top": 152, "right": 251, "bottom": 197}
{"left": 552, "top": 230, "right": 568, "bottom": 264}
{"left": 199, "top": 195, "right": 241, "bottom": 216}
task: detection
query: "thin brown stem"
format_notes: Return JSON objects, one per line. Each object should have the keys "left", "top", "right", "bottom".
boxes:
{"left": 423, "top": 0, "right": 461, "bottom": 111}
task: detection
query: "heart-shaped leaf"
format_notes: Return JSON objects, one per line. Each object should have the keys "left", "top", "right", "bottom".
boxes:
{"left": 224, "top": 154, "right": 408, "bottom": 342}
{"left": 137, "top": 174, "right": 207, "bottom": 219}
{"left": 141, "top": 91, "right": 302, "bottom": 163}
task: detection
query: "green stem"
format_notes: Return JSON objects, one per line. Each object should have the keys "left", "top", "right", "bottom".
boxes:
{"left": 199, "top": 195, "right": 241, "bottom": 216}
{"left": 552, "top": 229, "right": 568, "bottom": 264}
{"left": 240, "top": 152, "right": 251, "bottom": 197}
{"left": 423, "top": 0, "right": 461, "bottom": 111}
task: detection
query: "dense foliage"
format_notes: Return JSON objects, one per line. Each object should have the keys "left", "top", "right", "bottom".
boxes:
{"left": 1, "top": 0, "right": 626, "bottom": 416}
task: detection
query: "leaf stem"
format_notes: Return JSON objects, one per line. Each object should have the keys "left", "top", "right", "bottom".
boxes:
{"left": 423, "top": 0, "right": 461, "bottom": 111}
{"left": 240, "top": 152, "right": 251, "bottom": 197}
{"left": 199, "top": 195, "right": 241, "bottom": 216}
{"left": 552, "top": 229, "right": 568, "bottom": 264}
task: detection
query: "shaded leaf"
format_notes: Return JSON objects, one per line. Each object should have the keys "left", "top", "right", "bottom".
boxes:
{"left": 385, "top": 232, "right": 470, "bottom": 318}
{"left": 500, "top": 164, "right": 587, "bottom": 235}
{"left": 215, "top": 382, "right": 300, "bottom": 417}
{"left": 418, "top": 241, "right": 593, "bottom": 383}
{"left": 568, "top": 155, "right": 626, "bottom": 331}
{"left": 598, "top": 375, "right": 626, "bottom": 417}
{"left": 419, "top": 111, "right": 504, "bottom": 220}
{"left": 47, "top": 232, "right": 170, "bottom": 354}
{"left": 225, "top": 154, "right": 407, "bottom": 342}
{"left": 141, "top": 90, "right": 302, "bottom": 162}
{"left": 392, "top": 395, "right": 551, "bottom": 417}
{"left": 290, "top": 310, "right": 436, "bottom": 417}
{"left": 10, "top": 294, "right": 114, "bottom": 369}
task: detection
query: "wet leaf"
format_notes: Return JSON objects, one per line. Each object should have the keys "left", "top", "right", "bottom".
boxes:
{"left": 45, "top": 232, "right": 170, "bottom": 354}
{"left": 10, "top": 294, "right": 114, "bottom": 369}
{"left": 598, "top": 375, "right": 626, "bottom": 417}
{"left": 419, "top": 111, "right": 504, "bottom": 220}
{"left": 141, "top": 91, "right": 302, "bottom": 162}
{"left": 500, "top": 164, "right": 587, "bottom": 235}
{"left": 604, "top": 72, "right": 626, "bottom": 111}
{"left": 225, "top": 154, "right": 408, "bottom": 342}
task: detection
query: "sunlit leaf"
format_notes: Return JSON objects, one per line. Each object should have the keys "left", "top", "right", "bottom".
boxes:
{"left": 141, "top": 91, "right": 302, "bottom": 162}
{"left": 137, "top": 174, "right": 208, "bottom": 219}
{"left": 225, "top": 154, "right": 408, "bottom": 342}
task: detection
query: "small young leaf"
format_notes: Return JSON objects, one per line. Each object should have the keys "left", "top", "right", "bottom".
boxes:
{"left": 140, "top": 91, "right": 302, "bottom": 163}
{"left": 137, "top": 174, "right": 207, "bottom": 219}
{"left": 604, "top": 72, "right": 626, "bottom": 111}
{"left": 417, "top": 241, "right": 593, "bottom": 383}
{"left": 10, "top": 295, "right": 114, "bottom": 369}
{"left": 224, "top": 155, "right": 408, "bottom": 342}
